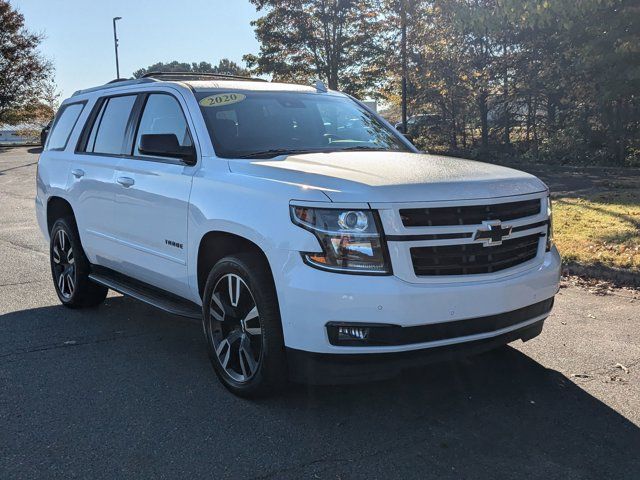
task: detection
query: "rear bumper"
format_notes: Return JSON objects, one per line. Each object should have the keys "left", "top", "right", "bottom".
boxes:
{"left": 287, "top": 301, "right": 551, "bottom": 385}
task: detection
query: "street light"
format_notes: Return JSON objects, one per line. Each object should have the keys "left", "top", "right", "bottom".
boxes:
{"left": 112, "top": 17, "right": 122, "bottom": 79}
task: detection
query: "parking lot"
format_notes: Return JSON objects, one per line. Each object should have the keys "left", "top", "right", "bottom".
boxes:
{"left": 1, "top": 146, "right": 639, "bottom": 479}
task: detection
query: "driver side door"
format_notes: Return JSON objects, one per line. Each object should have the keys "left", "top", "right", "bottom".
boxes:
{"left": 111, "top": 91, "right": 198, "bottom": 299}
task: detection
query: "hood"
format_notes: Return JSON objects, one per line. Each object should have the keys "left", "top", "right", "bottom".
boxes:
{"left": 228, "top": 151, "right": 547, "bottom": 203}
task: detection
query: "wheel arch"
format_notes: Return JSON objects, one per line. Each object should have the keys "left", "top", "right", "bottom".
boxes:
{"left": 47, "top": 196, "right": 75, "bottom": 233}
{"left": 196, "top": 231, "right": 274, "bottom": 299}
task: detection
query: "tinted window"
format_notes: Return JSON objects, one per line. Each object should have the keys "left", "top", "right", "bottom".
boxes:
{"left": 86, "top": 95, "right": 136, "bottom": 155}
{"left": 196, "top": 91, "right": 409, "bottom": 158}
{"left": 46, "top": 103, "right": 84, "bottom": 151}
{"left": 134, "top": 94, "right": 192, "bottom": 158}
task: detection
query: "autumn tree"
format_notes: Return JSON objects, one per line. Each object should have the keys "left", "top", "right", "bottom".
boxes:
{"left": 0, "top": 0, "right": 52, "bottom": 124}
{"left": 133, "top": 59, "right": 249, "bottom": 78}
{"left": 244, "top": 0, "right": 385, "bottom": 96}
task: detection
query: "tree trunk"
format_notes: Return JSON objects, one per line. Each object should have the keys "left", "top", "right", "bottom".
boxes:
{"left": 450, "top": 95, "right": 458, "bottom": 150}
{"left": 546, "top": 94, "right": 557, "bottom": 136}
{"left": 477, "top": 90, "right": 489, "bottom": 149}
{"left": 525, "top": 94, "right": 532, "bottom": 149}
{"left": 502, "top": 43, "right": 510, "bottom": 146}
{"left": 532, "top": 95, "right": 539, "bottom": 158}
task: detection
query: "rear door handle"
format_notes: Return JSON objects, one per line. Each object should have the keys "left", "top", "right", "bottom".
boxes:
{"left": 71, "top": 169, "right": 85, "bottom": 178}
{"left": 116, "top": 176, "right": 135, "bottom": 188}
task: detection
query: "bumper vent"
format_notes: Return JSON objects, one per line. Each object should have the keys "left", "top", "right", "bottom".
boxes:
{"left": 410, "top": 234, "right": 541, "bottom": 276}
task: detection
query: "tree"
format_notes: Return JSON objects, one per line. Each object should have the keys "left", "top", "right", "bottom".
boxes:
{"left": 133, "top": 59, "right": 250, "bottom": 79}
{"left": 0, "top": 0, "right": 52, "bottom": 124}
{"left": 243, "top": 0, "right": 385, "bottom": 96}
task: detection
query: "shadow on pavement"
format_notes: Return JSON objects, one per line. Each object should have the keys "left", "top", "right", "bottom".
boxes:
{"left": 1, "top": 296, "right": 639, "bottom": 479}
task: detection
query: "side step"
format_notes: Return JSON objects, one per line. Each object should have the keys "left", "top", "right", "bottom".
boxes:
{"left": 89, "top": 267, "right": 202, "bottom": 320}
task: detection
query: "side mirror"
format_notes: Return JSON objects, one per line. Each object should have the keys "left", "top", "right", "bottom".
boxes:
{"left": 139, "top": 134, "right": 197, "bottom": 165}
{"left": 395, "top": 124, "right": 405, "bottom": 134}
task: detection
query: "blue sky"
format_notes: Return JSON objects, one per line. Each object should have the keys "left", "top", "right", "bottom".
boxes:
{"left": 12, "top": 0, "right": 261, "bottom": 98}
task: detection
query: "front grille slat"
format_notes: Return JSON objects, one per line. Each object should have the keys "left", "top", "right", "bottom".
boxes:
{"left": 410, "top": 237, "right": 539, "bottom": 260}
{"left": 401, "top": 199, "right": 541, "bottom": 227}
{"left": 411, "top": 234, "right": 541, "bottom": 276}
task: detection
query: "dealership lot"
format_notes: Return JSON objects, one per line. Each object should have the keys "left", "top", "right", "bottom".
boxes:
{"left": 1, "top": 147, "right": 639, "bottom": 479}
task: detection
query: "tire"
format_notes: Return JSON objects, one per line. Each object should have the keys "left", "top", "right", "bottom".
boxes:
{"left": 202, "top": 253, "right": 287, "bottom": 397}
{"left": 50, "top": 217, "right": 108, "bottom": 308}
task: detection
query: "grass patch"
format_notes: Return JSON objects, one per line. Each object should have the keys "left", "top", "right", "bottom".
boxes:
{"left": 553, "top": 191, "right": 640, "bottom": 271}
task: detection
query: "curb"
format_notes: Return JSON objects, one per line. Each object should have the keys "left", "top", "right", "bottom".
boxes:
{"left": 562, "top": 262, "right": 640, "bottom": 288}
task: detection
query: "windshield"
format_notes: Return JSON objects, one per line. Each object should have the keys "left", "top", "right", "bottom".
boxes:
{"left": 196, "top": 91, "right": 410, "bottom": 158}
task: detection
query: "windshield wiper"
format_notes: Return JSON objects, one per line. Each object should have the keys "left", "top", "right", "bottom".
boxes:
{"left": 238, "top": 145, "right": 395, "bottom": 159}
{"left": 238, "top": 149, "right": 322, "bottom": 159}
{"left": 337, "top": 146, "right": 392, "bottom": 152}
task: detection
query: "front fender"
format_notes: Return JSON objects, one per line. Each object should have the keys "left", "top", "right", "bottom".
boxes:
{"left": 186, "top": 158, "right": 329, "bottom": 302}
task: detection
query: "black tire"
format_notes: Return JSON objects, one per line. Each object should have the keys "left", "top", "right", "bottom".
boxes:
{"left": 202, "top": 253, "right": 287, "bottom": 397}
{"left": 50, "top": 217, "right": 108, "bottom": 308}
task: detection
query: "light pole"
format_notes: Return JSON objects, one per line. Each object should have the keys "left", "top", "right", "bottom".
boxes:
{"left": 112, "top": 17, "right": 122, "bottom": 78}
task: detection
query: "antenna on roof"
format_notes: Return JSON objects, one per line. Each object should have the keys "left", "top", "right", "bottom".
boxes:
{"left": 312, "top": 79, "right": 327, "bottom": 93}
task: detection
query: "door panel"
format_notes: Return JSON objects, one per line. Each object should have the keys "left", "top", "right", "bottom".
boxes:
{"left": 69, "top": 95, "right": 138, "bottom": 267}
{"left": 68, "top": 155, "right": 120, "bottom": 266}
{"left": 112, "top": 159, "right": 194, "bottom": 298}
{"left": 110, "top": 93, "right": 197, "bottom": 298}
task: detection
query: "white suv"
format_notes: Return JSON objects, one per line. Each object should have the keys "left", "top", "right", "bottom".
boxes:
{"left": 36, "top": 72, "right": 560, "bottom": 396}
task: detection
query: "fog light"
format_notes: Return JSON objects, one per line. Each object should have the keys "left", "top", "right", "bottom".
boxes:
{"left": 326, "top": 322, "right": 396, "bottom": 346}
{"left": 338, "top": 326, "right": 370, "bottom": 341}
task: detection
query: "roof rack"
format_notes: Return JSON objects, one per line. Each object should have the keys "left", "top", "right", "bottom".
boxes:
{"left": 72, "top": 77, "right": 157, "bottom": 96}
{"left": 71, "top": 71, "right": 267, "bottom": 97}
{"left": 141, "top": 71, "right": 267, "bottom": 82}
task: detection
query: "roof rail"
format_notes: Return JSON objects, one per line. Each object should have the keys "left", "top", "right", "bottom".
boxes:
{"left": 71, "top": 77, "right": 156, "bottom": 97}
{"left": 141, "top": 71, "right": 267, "bottom": 82}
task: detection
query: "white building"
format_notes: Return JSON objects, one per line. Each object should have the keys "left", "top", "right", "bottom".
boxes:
{"left": 0, "top": 124, "right": 39, "bottom": 145}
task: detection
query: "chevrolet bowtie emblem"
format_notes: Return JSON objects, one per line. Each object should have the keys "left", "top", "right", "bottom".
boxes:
{"left": 473, "top": 220, "right": 512, "bottom": 247}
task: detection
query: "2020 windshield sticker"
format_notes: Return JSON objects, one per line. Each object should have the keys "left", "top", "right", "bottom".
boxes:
{"left": 199, "top": 93, "right": 246, "bottom": 107}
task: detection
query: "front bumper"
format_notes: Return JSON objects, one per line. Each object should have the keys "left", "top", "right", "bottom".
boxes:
{"left": 287, "top": 317, "right": 546, "bottom": 385}
{"left": 273, "top": 247, "right": 561, "bottom": 354}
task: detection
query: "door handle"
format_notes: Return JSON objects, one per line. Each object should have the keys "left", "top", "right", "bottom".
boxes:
{"left": 71, "top": 169, "right": 85, "bottom": 178}
{"left": 116, "top": 176, "right": 135, "bottom": 188}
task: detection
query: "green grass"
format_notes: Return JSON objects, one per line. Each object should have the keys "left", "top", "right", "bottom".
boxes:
{"left": 553, "top": 191, "right": 640, "bottom": 271}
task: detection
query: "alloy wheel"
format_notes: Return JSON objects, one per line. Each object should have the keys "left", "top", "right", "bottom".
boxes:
{"left": 207, "top": 273, "right": 263, "bottom": 383}
{"left": 52, "top": 229, "right": 76, "bottom": 299}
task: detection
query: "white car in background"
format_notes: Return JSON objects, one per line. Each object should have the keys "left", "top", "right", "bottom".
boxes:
{"left": 36, "top": 72, "right": 560, "bottom": 397}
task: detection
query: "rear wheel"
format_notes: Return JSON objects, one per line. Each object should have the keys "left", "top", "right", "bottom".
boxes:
{"left": 202, "top": 253, "right": 287, "bottom": 397}
{"left": 50, "top": 217, "right": 108, "bottom": 308}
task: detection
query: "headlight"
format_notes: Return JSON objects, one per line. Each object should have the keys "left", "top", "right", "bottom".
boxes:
{"left": 290, "top": 206, "right": 391, "bottom": 274}
{"left": 546, "top": 194, "right": 554, "bottom": 251}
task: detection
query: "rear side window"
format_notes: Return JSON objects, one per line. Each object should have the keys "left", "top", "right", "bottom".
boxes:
{"left": 85, "top": 95, "right": 137, "bottom": 155}
{"left": 134, "top": 94, "right": 193, "bottom": 158}
{"left": 46, "top": 103, "right": 85, "bottom": 151}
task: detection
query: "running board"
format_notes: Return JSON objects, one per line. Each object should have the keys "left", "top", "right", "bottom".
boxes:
{"left": 89, "top": 267, "right": 202, "bottom": 320}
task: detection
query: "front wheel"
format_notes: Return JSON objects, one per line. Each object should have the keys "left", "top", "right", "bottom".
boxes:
{"left": 202, "top": 254, "right": 287, "bottom": 397}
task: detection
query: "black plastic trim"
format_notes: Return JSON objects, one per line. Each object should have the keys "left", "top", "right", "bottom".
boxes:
{"left": 326, "top": 297, "right": 553, "bottom": 346}
{"left": 89, "top": 265, "right": 201, "bottom": 319}
{"left": 288, "top": 318, "right": 546, "bottom": 385}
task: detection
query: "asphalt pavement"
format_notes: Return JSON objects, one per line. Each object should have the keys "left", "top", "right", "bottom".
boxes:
{"left": 1, "top": 146, "right": 639, "bottom": 479}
